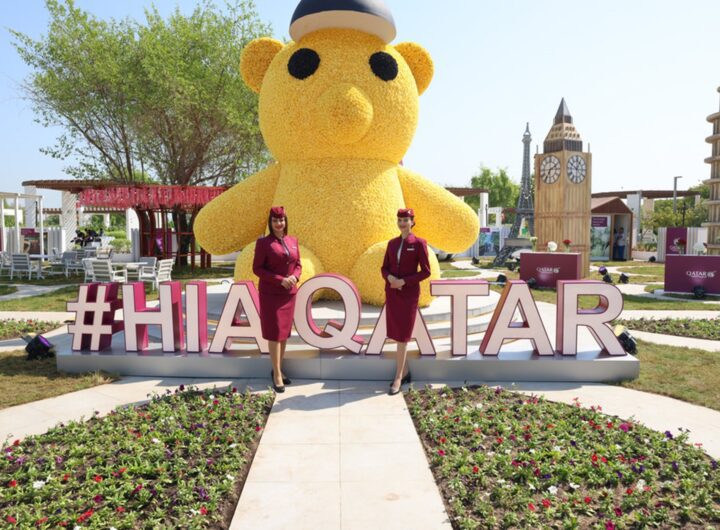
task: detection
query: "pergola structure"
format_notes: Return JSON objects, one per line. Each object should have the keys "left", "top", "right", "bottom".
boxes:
{"left": 22, "top": 180, "right": 226, "bottom": 269}
{"left": 0, "top": 191, "right": 44, "bottom": 256}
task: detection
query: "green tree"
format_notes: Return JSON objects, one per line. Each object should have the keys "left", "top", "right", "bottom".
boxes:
{"left": 643, "top": 182, "right": 709, "bottom": 231}
{"left": 465, "top": 166, "right": 520, "bottom": 215}
{"left": 11, "top": 0, "right": 270, "bottom": 186}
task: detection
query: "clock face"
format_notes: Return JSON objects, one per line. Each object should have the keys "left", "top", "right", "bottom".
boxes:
{"left": 540, "top": 156, "right": 561, "bottom": 184}
{"left": 567, "top": 155, "right": 587, "bottom": 183}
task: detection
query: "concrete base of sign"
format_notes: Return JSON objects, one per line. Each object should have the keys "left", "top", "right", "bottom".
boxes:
{"left": 56, "top": 291, "right": 639, "bottom": 382}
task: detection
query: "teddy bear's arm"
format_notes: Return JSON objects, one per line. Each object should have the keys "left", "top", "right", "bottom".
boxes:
{"left": 194, "top": 163, "right": 281, "bottom": 255}
{"left": 397, "top": 167, "right": 480, "bottom": 253}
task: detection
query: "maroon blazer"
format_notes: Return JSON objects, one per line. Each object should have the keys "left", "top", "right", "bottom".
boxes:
{"left": 381, "top": 234, "right": 432, "bottom": 298}
{"left": 253, "top": 235, "right": 302, "bottom": 295}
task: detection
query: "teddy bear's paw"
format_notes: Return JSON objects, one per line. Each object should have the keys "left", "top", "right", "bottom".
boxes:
{"left": 347, "top": 241, "right": 441, "bottom": 308}
{"left": 234, "top": 243, "right": 325, "bottom": 300}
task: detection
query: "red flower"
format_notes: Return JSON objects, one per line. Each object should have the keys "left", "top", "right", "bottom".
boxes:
{"left": 472, "top": 466, "right": 479, "bottom": 473}
{"left": 439, "top": 437, "right": 446, "bottom": 444}
{"left": 437, "top": 449, "right": 445, "bottom": 456}
{"left": 606, "top": 522, "right": 616, "bottom": 530}
{"left": 563, "top": 239, "right": 572, "bottom": 245}
{"left": 116, "top": 507, "right": 126, "bottom": 513}
{"left": 93, "top": 494, "right": 103, "bottom": 503}
{"left": 255, "top": 426, "right": 262, "bottom": 432}
{"left": 7, "top": 479, "right": 17, "bottom": 488}
{"left": 584, "top": 496, "right": 592, "bottom": 504}
{"left": 58, "top": 523, "right": 67, "bottom": 527}
{"left": 542, "top": 499, "right": 551, "bottom": 508}
{"left": 626, "top": 488, "right": 634, "bottom": 495}
{"left": 495, "top": 437, "right": 503, "bottom": 444}
{"left": 614, "top": 507, "right": 622, "bottom": 517}
{"left": 12, "top": 440, "right": 20, "bottom": 447}
{"left": 6, "top": 516, "right": 17, "bottom": 524}
{"left": 132, "top": 484, "right": 143, "bottom": 495}
{"left": 61, "top": 473, "right": 70, "bottom": 483}
{"left": 591, "top": 454, "right": 598, "bottom": 463}
{"left": 77, "top": 508, "right": 94, "bottom": 523}
{"left": 35, "top": 517, "right": 48, "bottom": 526}
{"left": 200, "top": 506, "right": 208, "bottom": 515}
{"left": 528, "top": 503, "right": 536, "bottom": 512}
{"left": 93, "top": 475, "right": 103, "bottom": 483}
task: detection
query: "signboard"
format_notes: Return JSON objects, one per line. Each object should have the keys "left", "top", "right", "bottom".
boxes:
{"left": 66, "top": 276, "right": 626, "bottom": 358}
{"left": 665, "top": 255, "right": 720, "bottom": 295}
{"left": 519, "top": 252, "right": 583, "bottom": 288}
{"left": 665, "top": 227, "right": 688, "bottom": 256}
{"left": 590, "top": 216, "right": 611, "bottom": 261}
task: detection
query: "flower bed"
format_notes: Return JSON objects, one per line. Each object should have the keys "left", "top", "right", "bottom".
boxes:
{"left": 1, "top": 386, "right": 273, "bottom": 528}
{"left": 617, "top": 318, "right": 720, "bottom": 341}
{"left": 406, "top": 385, "right": 720, "bottom": 529}
{"left": 0, "top": 319, "right": 60, "bottom": 341}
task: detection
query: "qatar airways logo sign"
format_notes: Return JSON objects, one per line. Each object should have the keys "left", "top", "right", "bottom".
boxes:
{"left": 686, "top": 270, "right": 716, "bottom": 279}
{"left": 67, "top": 276, "right": 627, "bottom": 358}
{"left": 536, "top": 266, "right": 561, "bottom": 275}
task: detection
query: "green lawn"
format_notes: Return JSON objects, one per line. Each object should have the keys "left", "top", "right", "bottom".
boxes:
{"left": 440, "top": 270, "right": 483, "bottom": 278}
{"left": 617, "top": 340, "right": 720, "bottom": 411}
{"left": 0, "top": 285, "right": 18, "bottom": 296}
{"left": 0, "top": 349, "right": 117, "bottom": 409}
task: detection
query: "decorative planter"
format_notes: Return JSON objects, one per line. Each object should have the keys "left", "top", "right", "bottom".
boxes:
{"left": 519, "top": 252, "right": 583, "bottom": 288}
{"left": 664, "top": 255, "right": 720, "bottom": 295}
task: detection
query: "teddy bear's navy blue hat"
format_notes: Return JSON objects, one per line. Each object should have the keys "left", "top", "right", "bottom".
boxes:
{"left": 290, "top": 0, "right": 396, "bottom": 44}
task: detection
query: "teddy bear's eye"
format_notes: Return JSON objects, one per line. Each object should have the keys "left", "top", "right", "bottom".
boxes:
{"left": 288, "top": 48, "right": 320, "bottom": 80}
{"left": 369, "top": 52, "right": 398, "bottom": 82}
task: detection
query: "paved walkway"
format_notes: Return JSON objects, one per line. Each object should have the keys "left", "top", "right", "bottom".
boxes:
{"left": 0, "top": 283, "right": 72, "bottom": 301}
{"left": 229, "top": 380, "right": 450, "bottom": 530}
{"left": 626, "top": 330, "right": 720, "bottom": 351}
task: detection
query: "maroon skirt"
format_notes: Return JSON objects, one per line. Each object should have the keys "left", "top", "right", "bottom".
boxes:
{"left": 385, "top": 287, "right": 419, "bottom": 343}
{"left": 259, "top": 292, "right": 296, "bottom": 342}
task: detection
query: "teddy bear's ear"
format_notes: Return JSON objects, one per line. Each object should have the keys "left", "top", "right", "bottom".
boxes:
{"left": 240, "top": 38, "right": 284, "bottom": 93}
{"left": 394, "top": 42, "right": 434, "bottom": 95}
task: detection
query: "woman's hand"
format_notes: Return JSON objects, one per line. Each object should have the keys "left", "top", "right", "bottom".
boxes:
{"left": 281, "top": 277, "right": 294, "bottom": 289}
{"left": 390, "top": 278, "right": 405, "bottom": 289}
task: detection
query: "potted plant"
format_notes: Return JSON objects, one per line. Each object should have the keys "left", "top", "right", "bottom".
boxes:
{"left": 529, "top": 236, "right": 538, "bottom": 252}
{"left": 547, "top": 241, "right": 558, "bottom": 252}
{"left": 563, "top": 239, "right": 572, "bottom": 252}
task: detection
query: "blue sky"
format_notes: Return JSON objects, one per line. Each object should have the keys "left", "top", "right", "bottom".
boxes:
{"left": 1, "top": 0, "right": 719, "bottom": 207}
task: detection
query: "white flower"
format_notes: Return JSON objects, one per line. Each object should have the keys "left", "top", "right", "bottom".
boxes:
{"left": 547, "top": 241, "right": 558, "bottom": 252}
{"left": 208, "top": 394, "right": 215, "bottom": 400}
{"left": 152, "top": 438, "right": 161, "bottom": 444}
{"left": 529, "top": 449, "right": 536, "bottom": 454}
{"left": 189, "top": 509, "right": 199, "bottom": 516}
{"left": 32, "top": 480, "right": 45, "bottom": 489}
{"left": 637, "top": 479, "right": 646, "bottom": 489}
{"left": 474, "top": 403, "right": 483, "bottom": 409}
{"left": 548, "top": 485, "right": 558, "bottom": 495}
{"left": 226, "top": 474, "right": 235, "bottom": 481}
{"left": 229, "top": 443, "right": 238, "bottom": 449}
{"left": 553, "top": 446, "right": 562, "bottom": 452}
{"left": 497, "top": 479, "right": 506, "bottom": 484}
{"left": 569, "top": 482, "right": 580, "bottom": 490}
{"left": 529, "top": 484, "right": 536, "bottom": 491}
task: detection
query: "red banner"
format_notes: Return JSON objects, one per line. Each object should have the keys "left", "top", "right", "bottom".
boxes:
{"left": 77, "top": 186, "right": 226, "bottom": 209}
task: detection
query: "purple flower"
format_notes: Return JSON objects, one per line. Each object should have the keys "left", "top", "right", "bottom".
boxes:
{"left": 55, "top": 456, "right": 64, "bottom": 465}
{"left": 672, "top": 461, "right": 679, "bottom": 472}
{"left": 570, "top": 440, "right": 577, "bottom": 447}
{"left": 195, "top": 487, "right": 209, "bottom": 501}
{"left": 711, "top": 460, "right": 718, "bottom": 470}
{"left": 179, "top": 384, "right": 185, "bottom": 391}
{"left": 665, "top": 431, "right": 674, "bottom": 440}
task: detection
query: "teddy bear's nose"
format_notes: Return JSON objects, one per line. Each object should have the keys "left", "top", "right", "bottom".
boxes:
{"left": 317, "top": 83, "right": 374, "bottom": 145}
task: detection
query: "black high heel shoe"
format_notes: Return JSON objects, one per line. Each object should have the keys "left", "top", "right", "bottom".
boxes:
{"left": 271, "top": 370, "right": 292, "bottom": 385}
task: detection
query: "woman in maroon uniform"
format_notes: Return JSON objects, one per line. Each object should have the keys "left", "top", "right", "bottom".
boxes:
{"left": 253, "top": 206, "right": 302, "bottom": 393}
{"left": 381, "top": 208, "right": 432, "bottom": 395}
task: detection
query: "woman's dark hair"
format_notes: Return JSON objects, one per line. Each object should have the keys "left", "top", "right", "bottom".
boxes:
{"left": 268, "top": 214, "right": 288, "bottom": 236}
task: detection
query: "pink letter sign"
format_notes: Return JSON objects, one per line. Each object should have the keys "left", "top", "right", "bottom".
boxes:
{"left": 185, "top": 281, "right": 209, "bottom": 353}
{"left": 209, "top": 281, "right": 269, "bottom": 354}
{"left": 480, "top": 280, "right": 554, "bottom": 356}
{"left": 67, "top": 283, "right": 123, "bottom": 351}
{"left": 556, "top": 280, "right": 625, "bottom": 356}
{"left": 430, "top": 280, "right": 490, "bottom": 356}
{"left": 366, "top": 306, "right": 436, "bottom": 356}
{"left": 293, "top": 274, "right": 365, "bottom": 353}
{"left": 122, "top": 282, "right": 184, "bottom": 352}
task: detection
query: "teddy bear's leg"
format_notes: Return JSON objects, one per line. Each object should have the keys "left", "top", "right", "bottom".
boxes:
{"left": 348, "top": 241, "right": 441, "bottom": 308}
{"left": 233, "top": 243, "right": 325, "bottom": 291}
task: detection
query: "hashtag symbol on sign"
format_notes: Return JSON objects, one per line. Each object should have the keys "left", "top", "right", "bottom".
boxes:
{"left": 67, "top": 283, "right": 123, "bottom": 351}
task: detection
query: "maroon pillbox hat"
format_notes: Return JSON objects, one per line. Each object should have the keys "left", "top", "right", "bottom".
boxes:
{"left": 270, "top": 206, "right": 286, "bottom": 218}
{"left": 397, "top": 208, "right": 414, "bottom": 218}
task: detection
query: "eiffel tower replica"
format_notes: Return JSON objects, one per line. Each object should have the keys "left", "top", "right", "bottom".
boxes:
{"left": 493, "top": 123, "right": 535, "bottom": 266}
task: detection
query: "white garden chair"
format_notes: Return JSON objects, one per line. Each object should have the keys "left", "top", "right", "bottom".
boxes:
{"left": 10, "top": 254, "right": 42, "bottom": 280}
{"left": 0, "top": 252, "right": 11, "bottom": 277}
{"left": 90, "top": 259, "right": 127, "bottom": 283}
{"left": 139, "top": 258, "right": 173, "bottom": 291}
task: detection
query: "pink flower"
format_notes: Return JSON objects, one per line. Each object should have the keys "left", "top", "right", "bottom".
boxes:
{"left": 584, "top": 496, "right": 592, "bottom": 504}
{"left": 606, "top": 522, "right": 615, "bottom": 530}
{"left": 200, "top": 506, "right": 208, "bottom": 515}
{"left": 6, "top": 516, "right": 17, "bottom": 524}
{"left": 614, "top": 507, "right": 622, "bottom": 516}
{"left": 437, "top": 449, "right": 445, "bottom": 456}
{"left": 542, "top": 499, "right": 551, "bottom": 508}
{"left": 619, "top": 423, "right": 631, "bottom": 432}
{"left": 528, "top": 503, "right": 536, "bottom": 512}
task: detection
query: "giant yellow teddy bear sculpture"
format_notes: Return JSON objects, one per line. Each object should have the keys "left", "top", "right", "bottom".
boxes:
{"left": 195, "top": 6, "right": 478, "bottom": 307}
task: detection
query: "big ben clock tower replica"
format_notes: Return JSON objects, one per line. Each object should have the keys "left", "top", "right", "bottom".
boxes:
{"left": 535, "top": 99, "right": 592, "bottom": 274}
